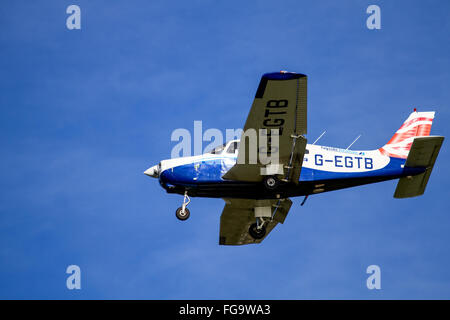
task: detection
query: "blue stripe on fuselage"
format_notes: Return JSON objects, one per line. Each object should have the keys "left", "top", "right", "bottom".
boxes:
{"left": 159, "top": 156, "right": 417, "bottom": 186}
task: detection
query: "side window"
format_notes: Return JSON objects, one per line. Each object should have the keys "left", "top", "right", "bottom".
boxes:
{"left": 227, "top": 141, "right": 239, "bottom": 154}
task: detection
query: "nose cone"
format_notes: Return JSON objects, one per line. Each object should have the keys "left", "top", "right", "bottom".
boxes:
{"left": 144, "top": 165, "right": 159, "bottom": 178}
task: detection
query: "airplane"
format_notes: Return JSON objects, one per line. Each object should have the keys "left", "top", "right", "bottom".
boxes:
{"left": 144, "top": 71, "right": 444, "bottom": 245}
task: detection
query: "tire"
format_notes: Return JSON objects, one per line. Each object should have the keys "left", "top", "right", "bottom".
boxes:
{"left": 263, "top": 176, "right": 279, "bottom": 190}
{"left": 176, "top": 207, "right": 190, "bottom": 221}
{"left": 249, "top": 223, "right": 266, "bottom": 240}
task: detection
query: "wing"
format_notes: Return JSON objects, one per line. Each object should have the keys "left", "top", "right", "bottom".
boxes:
{"left": 222, "top": 71, "right": 307, "bottom": 183}
{"left": 219, "top": 198, "right": 293, "bottom": 245}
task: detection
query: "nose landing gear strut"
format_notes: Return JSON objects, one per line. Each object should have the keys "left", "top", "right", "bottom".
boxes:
{"left": 175, "top": 191, "right": 191, "bottom": 221}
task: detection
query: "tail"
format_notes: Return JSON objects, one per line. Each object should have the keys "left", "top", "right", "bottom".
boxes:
{"left": 394, "top": 135, "right": 444, "bottom": 198}
{"left": 379, "top": 109, "right": 435, "bottom": 159}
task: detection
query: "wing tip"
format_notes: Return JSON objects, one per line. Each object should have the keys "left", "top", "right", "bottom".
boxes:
{"left": 255, "top": 71, "right": 306, "bottom": 98}
{"left": 262, "top": 71, "right": 306, "bottom": 81}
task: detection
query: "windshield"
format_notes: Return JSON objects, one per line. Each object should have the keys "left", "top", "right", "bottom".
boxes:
{"left": 209, "top": 143, "right": 227, "bottom": 154}
{"left": 226, "top": 141, "right": 239, "bottom": 154}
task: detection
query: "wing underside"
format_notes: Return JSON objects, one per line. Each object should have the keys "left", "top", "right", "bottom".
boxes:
{"left": 223, "top": 72, "right": 308, "bottom": 183}
{"left": 219, "top": 198, "right": 292, "bottom": 245}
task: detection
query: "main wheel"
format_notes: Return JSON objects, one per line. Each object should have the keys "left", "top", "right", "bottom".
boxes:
{"left": 176, "top": 207, "right": 190, "bottom": 221}
{"left": 249, "top": 223, "right": 266, "bottom": 240}
{"left": 263, "top": 176, "right": 279, "bottom": 190}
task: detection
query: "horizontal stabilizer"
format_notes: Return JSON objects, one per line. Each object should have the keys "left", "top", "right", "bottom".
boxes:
{"left": 394, "top": 136, "right": 444, "bottom": 198}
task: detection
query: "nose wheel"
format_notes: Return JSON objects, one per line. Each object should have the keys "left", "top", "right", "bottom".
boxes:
{"left": 175, "top": 191, "right": 191, "bottom": 221}
{"left": 176, "top": 207, "right": 190, "bottom": 220}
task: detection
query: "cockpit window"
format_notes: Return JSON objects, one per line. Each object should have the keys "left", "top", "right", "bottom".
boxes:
{"left": 209, "top": 143, "right": 227, "bottom": 154}
{"left": 226, "top": 141, "right": 240, "bottom": 154}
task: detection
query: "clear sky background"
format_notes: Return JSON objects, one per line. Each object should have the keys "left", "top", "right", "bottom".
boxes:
{"left": 1, "top": 0, "right": 449, "bottom": 299}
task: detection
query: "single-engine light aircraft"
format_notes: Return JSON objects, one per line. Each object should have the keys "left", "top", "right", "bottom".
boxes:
{"left": 144, "top": 71, "right": 444, "bottom": 245}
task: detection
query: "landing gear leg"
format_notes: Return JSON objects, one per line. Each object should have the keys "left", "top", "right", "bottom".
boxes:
{"left": 175, "top": 191, "right": 191, "bottom": 221}
{"left": 249, "top": 218, "right": 267, "bottom": 240}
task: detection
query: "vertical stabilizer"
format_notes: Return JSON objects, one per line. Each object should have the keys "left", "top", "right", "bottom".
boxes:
{"left": 379, "top": 110, "right": 435, "bottom": 159}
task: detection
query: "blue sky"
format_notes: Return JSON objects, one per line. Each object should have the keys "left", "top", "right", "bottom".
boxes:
{"left": 1, "top": 0, "right": 449, "bottom": 299}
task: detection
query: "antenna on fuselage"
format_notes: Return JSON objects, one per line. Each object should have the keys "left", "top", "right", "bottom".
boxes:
{"left": 312, "top": 131, "right": 326, "bottom": 145}
{"left": 345, "top": 134, "right": 361, "bottom": 150}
